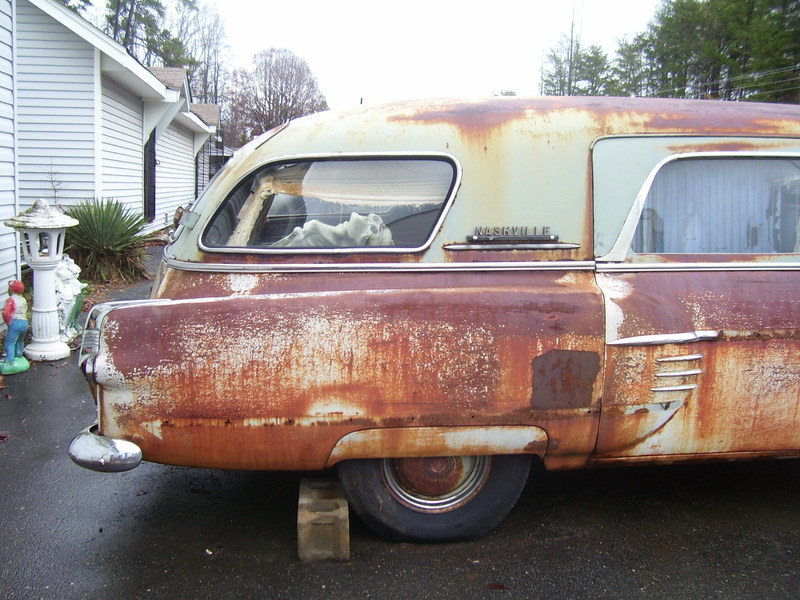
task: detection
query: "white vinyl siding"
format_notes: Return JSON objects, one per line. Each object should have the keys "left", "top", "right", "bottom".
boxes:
{"left": 15, "top": 0, "right": 94, "bottom": 209}
{"left": 0, "top": 0, "right": 15, "bottom": 284}
{"left": 154, "top": 121, "right": 194, "bottom": 231}
{"left": 101, "top": 76, "right": 143, "bottom": 215}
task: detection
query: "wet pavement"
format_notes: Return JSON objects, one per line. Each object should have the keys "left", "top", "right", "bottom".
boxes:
{"left": 1, "top": 251, "right": 799, "bottom": 599}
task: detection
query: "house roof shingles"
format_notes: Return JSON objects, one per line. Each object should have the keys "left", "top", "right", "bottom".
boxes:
{"left": 147, "top": 68, "right": 221, "bottom": 128}
{"left": 147, "top": 67, "right": 188, "bottom": 91}
{"left": 190, "top": 103, "right": 221, "bottom": 127}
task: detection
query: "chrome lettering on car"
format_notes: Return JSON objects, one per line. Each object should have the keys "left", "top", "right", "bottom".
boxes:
{"left": 469, "top": 225, "right": 557, "bottom": 243}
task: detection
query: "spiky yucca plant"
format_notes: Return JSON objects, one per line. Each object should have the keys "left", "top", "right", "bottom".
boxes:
{"left": 64, "top": 199, "right": 149, "bottom": 283}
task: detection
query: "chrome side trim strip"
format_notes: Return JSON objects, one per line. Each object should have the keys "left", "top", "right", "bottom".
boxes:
{"left": 167, "top": 255, "right": 800, "bottom": 273}
{"left": 650, "top": 384, "right": 698, "bottom": 392}
{"left": 655, "top": 369, "right": 702, "bottom": 377}
{"left": 597, "top": 261, "right": 800, "bottom": 272}
{"left": 443, "top": 243, "right": 581, "bottom": 251}
{"left": 608, "top": 330, "right": 719, "bottom": 346}
{"left": 163, "top": 257, "right": 597, "bottom": 274}
{"left": 656, "top": 354, "right": 704, "bottom": 362}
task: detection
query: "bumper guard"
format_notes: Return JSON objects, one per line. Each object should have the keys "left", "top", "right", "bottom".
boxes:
{"left": 68, "top": 425, "right": 142, "bottom": 472}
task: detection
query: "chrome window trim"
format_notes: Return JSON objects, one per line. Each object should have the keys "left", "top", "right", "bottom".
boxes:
{"left": 162, "top": 256, "right": 597, "bottom": 274}
{"left": 597, "top": 261, "right": 800, "bottom": 272}
{"left": 597, "top": 151, "right": 800, "bottom": 264}
{"left": 197, "top": 152, "right": 463, "bottom": 255}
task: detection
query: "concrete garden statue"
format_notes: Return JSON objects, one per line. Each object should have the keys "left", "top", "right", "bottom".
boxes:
{"left": 55, "top": 255, "right": 87, "bottom": 344}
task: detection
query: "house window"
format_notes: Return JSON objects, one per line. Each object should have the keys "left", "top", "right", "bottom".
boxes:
{"left": 632, "top": 157, "right": 800, "bottom": 254}
{"left": 144, "top": 131, "right": 157, "bottom": 222}
{"left": 203, "top": 157, "right": 457, "bottom": 250}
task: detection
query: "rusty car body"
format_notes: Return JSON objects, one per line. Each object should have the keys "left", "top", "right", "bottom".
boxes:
{"left": 69, "top": 97, "right": 800, "bottom": 541}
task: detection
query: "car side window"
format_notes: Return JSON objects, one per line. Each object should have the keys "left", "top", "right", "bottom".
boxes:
{"left": 632, "top": 157, "right": 800, "bottom": 254}
{"left": 203, "top": 158, "right": 456, "bottom": 250}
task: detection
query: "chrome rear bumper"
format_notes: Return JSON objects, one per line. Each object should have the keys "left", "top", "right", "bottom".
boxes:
{"left": 68, "top": 425, "right": 142, "bottom": 472}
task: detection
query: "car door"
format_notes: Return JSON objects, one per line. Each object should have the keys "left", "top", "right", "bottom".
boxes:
{"left": 592, "top": 137, "right": 800, "bottom": 459}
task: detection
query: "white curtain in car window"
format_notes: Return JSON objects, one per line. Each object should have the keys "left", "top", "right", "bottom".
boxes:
{"left": 267, "top": 160, "right": 453, "bottom": 206}
{"left": 635, "top": 158, "right": 800, "bottom": 254}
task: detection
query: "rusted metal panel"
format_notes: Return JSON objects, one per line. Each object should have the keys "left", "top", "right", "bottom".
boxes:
{"left": 326, "top": 426, "right": 549, "bottom": 467}
{"left": 97, "top": 270, "right": 604, "bottom": 470}
{"left": 383, "top": 97, "right": 800, "bottom": 139}
{"left": 82, "top": 97, "right": 800, "bottom": 477}
{"left": 596, "top": 271, "right": 800, "bottom": 458}
{"left": 531, "top": 350, "right": 601, "bottom": 410}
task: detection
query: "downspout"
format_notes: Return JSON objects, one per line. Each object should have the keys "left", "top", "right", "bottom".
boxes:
{"left": 93, "top": 47, "right": 103, "bottom": 200}
{"left": 11, "top": 0, "right": 19, "bottom": 279}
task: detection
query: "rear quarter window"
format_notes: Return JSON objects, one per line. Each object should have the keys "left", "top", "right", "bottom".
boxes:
{"left": 593, "top": 137, "right": 800, "bottom": 263}
{"left": 633, "top": 156, "right": 800, "bottom": 254}
{"left": 202, "top": 157, "right": 457, "bottom": 252}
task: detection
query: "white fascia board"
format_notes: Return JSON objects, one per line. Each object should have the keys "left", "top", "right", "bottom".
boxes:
{"left": 25, "top": 0, "right": 167, "bottom": 101}
{"left": 153, "top": 93, "right": 187, "bottom": 136}
{"left": 143, "top": 89, "right": 181, "bottom": 142}
{"left": 176, "top": 111, "right": 215, "bottom": 155}
{"left": 193, "top": 131, "right": 213, "bottom": 156}
{"left": 181, "top": 78, "right": 192, "bottom": 105}
{"left": 177, "top": 110, "right": 215, "bottom": 134}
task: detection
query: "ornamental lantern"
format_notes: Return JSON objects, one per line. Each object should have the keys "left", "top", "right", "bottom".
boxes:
{"left": 4, "top": 199, "right": 79, "bottom": 361}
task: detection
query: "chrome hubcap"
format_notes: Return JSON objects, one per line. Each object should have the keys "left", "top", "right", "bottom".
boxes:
{"left": 381, "top": 455, "right": 491, "bottom": 513}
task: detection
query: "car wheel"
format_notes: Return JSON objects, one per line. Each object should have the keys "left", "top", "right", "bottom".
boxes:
{"left": 338, "top": 454, "right": 532, "bottom": 542}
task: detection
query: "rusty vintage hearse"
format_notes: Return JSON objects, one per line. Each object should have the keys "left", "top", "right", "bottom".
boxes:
{"left": 69, "top": 97, "right": 800, "bottom": 541}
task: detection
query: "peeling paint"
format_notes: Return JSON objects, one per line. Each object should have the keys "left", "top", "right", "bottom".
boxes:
{"left": 227, "top": 273, "right": 260, "bottom": 295}
{"left": 597, "top": 274, "right": 630, "bottom": 341}
{"left": 89, "top": 269, "right": 604, "bottom": 470}
{"left": 77, "top": 97, "right": 800, "bottom": 476}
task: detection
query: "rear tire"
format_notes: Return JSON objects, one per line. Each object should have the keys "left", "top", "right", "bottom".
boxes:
{"left": 338, "top": 454, "right": 532, "bottom": 542}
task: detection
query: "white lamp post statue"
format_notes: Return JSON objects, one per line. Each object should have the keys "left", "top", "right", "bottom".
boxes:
{"left": 4, "top": 199, "right": 79, "bottom": 361}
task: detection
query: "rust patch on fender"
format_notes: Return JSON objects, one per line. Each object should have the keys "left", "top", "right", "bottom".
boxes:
{"left": 531, "top": 350, "right": 600, "bottom": 409}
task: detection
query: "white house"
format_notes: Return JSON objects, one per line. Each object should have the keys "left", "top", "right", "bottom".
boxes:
{"left": 0, "top": 0, "right": 15, "bottom": 288}
{"left": 11, "top": 0, "right": 215, "bottom": 246}
{"left": 146, "top": 67, "right": 217, "bottom": 228}
{"left": 191, "top": 102, "right": 222, "bottom": 195}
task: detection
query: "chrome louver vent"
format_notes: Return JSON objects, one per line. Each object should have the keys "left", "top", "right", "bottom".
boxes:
{"left": 651, "top": 353, "right": 704, "bottom": 392}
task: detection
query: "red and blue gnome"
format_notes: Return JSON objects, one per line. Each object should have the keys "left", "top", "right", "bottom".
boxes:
{"left": 2, "top": 280, "right": 30, "bottom": 374}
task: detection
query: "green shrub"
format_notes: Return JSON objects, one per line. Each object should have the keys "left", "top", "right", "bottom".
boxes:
{"left": 64, "top": 199, "right": 149, "bottom": 283}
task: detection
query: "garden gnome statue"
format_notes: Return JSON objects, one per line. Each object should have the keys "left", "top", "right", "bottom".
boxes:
{"left": 2, "top": 280, "right": 30, "bottom": 374}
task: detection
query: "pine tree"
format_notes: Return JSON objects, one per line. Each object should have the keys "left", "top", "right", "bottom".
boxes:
{"left": 104, "top": 0, "right": 194, "bottom": 68}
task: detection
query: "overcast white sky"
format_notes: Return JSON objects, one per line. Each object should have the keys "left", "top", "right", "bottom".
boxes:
{"left": 197, "top": 0, "right": 663, "bottom": 109}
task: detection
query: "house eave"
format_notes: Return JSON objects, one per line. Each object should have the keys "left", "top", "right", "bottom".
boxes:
{"left": 25, "top": 0, "right": 167, "bottom": 100}
{"left": 176, "top": 111, "right": 216, "bottom": 155}
{"left": 177, "top": 111, "right": 215, "bottom": 135}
